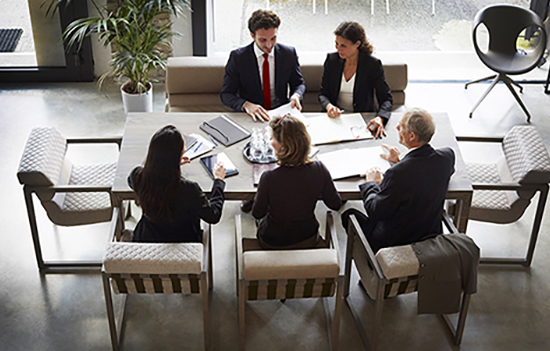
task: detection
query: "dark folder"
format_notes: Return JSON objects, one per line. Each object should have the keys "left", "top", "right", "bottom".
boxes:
{"left": 200, "top": 115, "right": 251, "bottom": 146}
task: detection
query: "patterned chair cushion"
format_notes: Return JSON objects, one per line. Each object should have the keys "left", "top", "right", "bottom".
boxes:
{"left": 242, "top": 249, "right": 339, "bottom": 281}
{"left": 353, "top": 237, "right": 419, "bottom": 300}
{"left": 42, "top": 162, "right": 117, "bottom": 226}
{"left": 466, "top": 158, "right": 531, "bottom": 224}
{"left": 17, "top": 127, "right": 67, "bottom": 190}
{"left": 103, "top": 242, "right": 203, "bottom": 275}
{"left": 503, "top": 126, "right": 550, "bottom": 184}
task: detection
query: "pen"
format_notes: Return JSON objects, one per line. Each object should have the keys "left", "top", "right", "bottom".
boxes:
{"left": 208, "top": 134, "right": 218, "bottom": 146}
{"left": 193, "top": 141, "right": 203, "bottom": 152}
{"left": 337, "top": 108, "right": 345, "bottom": 114}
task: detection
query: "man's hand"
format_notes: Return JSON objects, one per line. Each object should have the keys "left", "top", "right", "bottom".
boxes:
{"left": 366, "top": 167, "right": 383, "bottom": 184}
{"left": 367, "top": 116, "right": 386, "bottom": 139}
{"left": 243, "top": 102, "right": 270, "bottom": 122}
{"left": 380, "top": 144, "right": 401, "bottom": 164}
{"left": 326, "top": 104, "right": 341, "bottom": 118}
{"left": 290, "top": 94, "right": 302, "bottom": 111}
{"left": 180, "top": 155, "right": 191, "bottom": 166}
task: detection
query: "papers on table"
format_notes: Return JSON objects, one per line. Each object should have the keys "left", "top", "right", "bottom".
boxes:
{"left": 317, "top": 146, "right": 392, "bottom": 180}
{"left": 184, "top": 133, "right": 215, "bottom": 160}
{"left": 268, "top": 102, "right": 309, "bottom": 126}
{"left": 306, "top": 113, "right": 373, "bottom": 145}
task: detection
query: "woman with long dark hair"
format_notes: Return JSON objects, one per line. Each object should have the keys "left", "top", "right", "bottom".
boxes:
{"left": 129, "top": 125, "right": 226, "bottom": 242}
{"left": 319, "top": 21, "right": 393, "bottom": 139}
{"left": 252, "top": 116, "right": 342, "bottom": 249}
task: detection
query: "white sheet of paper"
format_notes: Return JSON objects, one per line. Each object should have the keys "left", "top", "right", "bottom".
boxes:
{"left": 317, "top": 146, "right": 391, "bottom": 180}
{"left": 306, "top": 113, "right": 373, "bottom": 145}
{"left": 268, "top": 102, "right": 308, "bottom": 126}
{"left": 184, "top": 133, "right": 215, "bottom": 160}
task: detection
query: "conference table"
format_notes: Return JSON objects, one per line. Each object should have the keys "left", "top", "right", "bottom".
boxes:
{"left": 111, "top": 112, "right": 473, "bottom": 233}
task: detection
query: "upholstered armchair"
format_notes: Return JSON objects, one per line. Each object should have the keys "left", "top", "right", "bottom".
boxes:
{"left": 17, "top": 126, "right": 121, "bottom": 272}
{"left": 234, "top": 212, "right": 344, "bottom": 351}
{"left": 102, "top": 208, "right": 213, "bottom": 351}
{"left": 456, "top": 125, "right": 550, "bottom": 266}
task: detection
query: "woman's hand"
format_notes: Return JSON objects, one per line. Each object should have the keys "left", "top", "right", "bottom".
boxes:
{"left": 213, "top": 162, "right": 226, "bottom": 180}
{"left": 326, "top": 104, "right": 341, "bottom": 118}
{"left": 180, "top": 155, "right": 191, "bottom": 165}
{"left": 367, "top": 116, "right": 386, "bottom": 139}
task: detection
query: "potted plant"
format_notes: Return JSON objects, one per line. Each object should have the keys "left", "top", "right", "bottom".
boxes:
{"left": 44, "top": 0, "right": 191, "bottom": 113}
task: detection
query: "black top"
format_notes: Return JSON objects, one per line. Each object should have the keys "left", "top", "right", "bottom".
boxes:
{"left": 252, "top": 161, "right": 342, "bottom": 247}
{"left": 360, "top": 144, "right": 455, "bottom": 251}
{"left": 318, "top": 51, "right": 393, "bottom": 121}
{"left": 128, "top": 167, "right": 225, "bottom": 243}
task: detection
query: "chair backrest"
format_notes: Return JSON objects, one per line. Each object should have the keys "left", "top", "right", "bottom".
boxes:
{"left": 502, "top": 126, "right": 550, "bottom": 185}
{"left": 17, "top": 127, "right": 67, "bottom": 201}
{"left": 472, "top": 4, "right": 547, "bottom": 75}
{"left": 103, "top": 242, "right": 204, "bottom": 294}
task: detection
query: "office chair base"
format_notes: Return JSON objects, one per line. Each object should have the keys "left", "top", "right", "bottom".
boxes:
{"left": 467, "top": 73, "right": 531, "bottom": 122}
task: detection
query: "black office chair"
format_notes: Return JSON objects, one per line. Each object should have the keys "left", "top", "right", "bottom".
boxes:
{"left": 465, "top": 4, "right": 547, "bottom": 122}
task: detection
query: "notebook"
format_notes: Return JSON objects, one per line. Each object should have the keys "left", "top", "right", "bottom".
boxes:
{"left": 200, "top": 115, "right": 251, "bottom": 146}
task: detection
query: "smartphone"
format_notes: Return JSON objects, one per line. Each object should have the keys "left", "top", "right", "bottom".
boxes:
{"left": 200, "top": 152, "right": 239, "bottom": 179}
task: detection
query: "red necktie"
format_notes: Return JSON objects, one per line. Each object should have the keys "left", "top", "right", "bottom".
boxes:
{"left": 262, "top": 53, "right": 271, "bottom": 109}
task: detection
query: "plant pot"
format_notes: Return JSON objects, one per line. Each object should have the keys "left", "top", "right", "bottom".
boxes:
{"left": 121, "top": 82, "right": 153, "bottom": 114}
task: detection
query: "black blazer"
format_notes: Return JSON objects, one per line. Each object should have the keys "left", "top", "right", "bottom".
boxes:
{"left": 318, "top": 51, "right": 393, "bottom": 120}
{"left": 359, "top": 144, "right": 455, "bottom": 251}
{"left": 129, "top": 167, "right": 225, "bottom": 243}
{"left": 221, "top": 42, "right": 306, "bottom": 112}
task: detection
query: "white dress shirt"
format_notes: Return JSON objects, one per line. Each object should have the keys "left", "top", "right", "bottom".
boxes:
{"left": 253, "top": 43, "right": 275, "bottom": 106}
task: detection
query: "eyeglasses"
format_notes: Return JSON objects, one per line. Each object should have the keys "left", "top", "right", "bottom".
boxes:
{"left": 275, "top": 113, "right": 291, "bottom": 125}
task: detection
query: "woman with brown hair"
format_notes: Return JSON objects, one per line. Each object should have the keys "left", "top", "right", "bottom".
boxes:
{"left": 318, "top": 21, "right": 393, "bottom": 139}
{"left": 128, "top": 125, "right": 226, "bottom": 243}
{"left": 252, "top": 115, "right": 342, "bottom": 249}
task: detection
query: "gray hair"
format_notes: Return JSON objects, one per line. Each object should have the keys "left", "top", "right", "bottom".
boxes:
{"left": 404, "top": 107, "right": 435, "bottom": 145}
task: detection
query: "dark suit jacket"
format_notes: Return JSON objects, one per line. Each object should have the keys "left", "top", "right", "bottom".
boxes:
{"left": 318, "top": 51, "right": 393, "bottom": 120}
{"left": 359, "top": 144, "right": 455, "bottom": 252}
{"left": 220, "top": 42, "right": 306, "bottom": 112}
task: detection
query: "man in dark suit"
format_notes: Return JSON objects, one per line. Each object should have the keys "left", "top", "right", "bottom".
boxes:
{"left": 220, "top": 9, "right": 306, "bottom": 122}
{"left": 342, "top": 108, "right": 455, "bottom": 252}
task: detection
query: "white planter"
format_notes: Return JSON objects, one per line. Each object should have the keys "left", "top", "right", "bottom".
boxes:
{"left": 121, "top": 82, "right": 153, "bottom": 114}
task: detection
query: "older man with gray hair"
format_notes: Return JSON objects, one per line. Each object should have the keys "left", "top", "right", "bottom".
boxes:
{"left": 342, "top": 107, "right": 455, "bottom": 252}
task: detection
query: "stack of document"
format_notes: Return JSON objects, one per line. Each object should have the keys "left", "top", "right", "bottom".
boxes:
{"left": 268, "top": 102, "right": 309, "bottom": 126}
{"left": 317, "top": 146, "right": 392, "bottom": 180}
{"left": 306, "top": 113, "right": 373, "bottom": 145}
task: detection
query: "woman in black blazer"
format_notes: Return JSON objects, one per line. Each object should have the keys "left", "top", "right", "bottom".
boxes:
{"left": 319, "top": 21, "right": 393, "bottom": 139}
{"left": 128, "top": 125, "right": 226, "bottom": 243}
{"left": 252, "top": 115, "right": 342, "bottom": 249}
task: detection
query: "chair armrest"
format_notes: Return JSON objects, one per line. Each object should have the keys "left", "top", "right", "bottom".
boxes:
{"left": 349, "top": 214, "right": 385, "bottom": 280}
{"left": 471, "top": 182, "right": 523, "bottom": 191}
{"left": 325, "top": 211, "right": 344, "bottom": 275}
{"left": 455, "top": 136, "right": 504, "bottom": 143}
{"left": 442, "top": 210, "right": 459, "bottom": 234}
{"left": 201, "top": 223, "right": 211, "bottom": 273}
{"left": 28, "top": 184, "right": 112, "bottom": 193}
{"left": 66, "top": 136, "right": 122, "bottom": 150}
{"left": 235, "top": 214, "right": 244, "bottom": 280}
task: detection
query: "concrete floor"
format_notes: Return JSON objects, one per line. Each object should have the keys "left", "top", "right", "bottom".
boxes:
{"left": 1, "top": 79, "right": 550, "bottom": 350}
